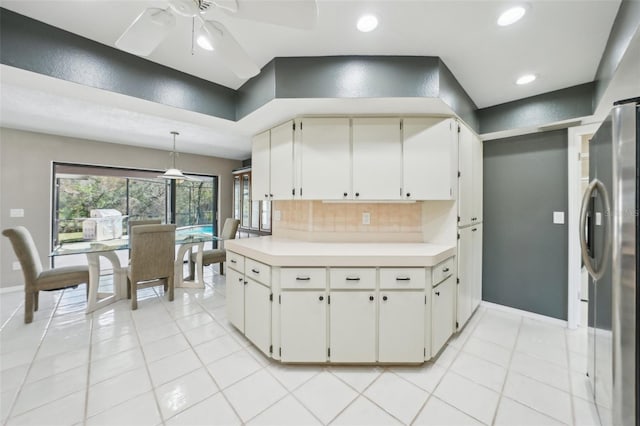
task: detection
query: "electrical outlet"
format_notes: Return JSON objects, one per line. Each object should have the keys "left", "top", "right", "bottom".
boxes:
{"left": 12, "top": 261, "right": 21, "bottom": 271}
{"left": 362, "top": 212, "right": 371, "bottom": 225}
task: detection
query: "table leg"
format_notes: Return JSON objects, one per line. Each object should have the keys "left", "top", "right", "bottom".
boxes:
{"left": 175, "top": 242, "right": 205, "bottom": 289}
{"left": 85, "top": 251, "right": 126, "bottom": 314}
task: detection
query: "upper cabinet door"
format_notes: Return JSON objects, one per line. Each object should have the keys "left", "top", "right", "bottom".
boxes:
{"left": 251, "top": 130, "right": 270, "bottom": 201}
{"left": 352, "top": 118, "right": 402, "bottom": 200}
{"left": 472, "top": 136, "right": 483, "bottom": 223}
{"left": 299, "top": 118, "right": 351, "bottom": 200}
{"left": 403, "top": 118, "right": 457, "bottom": 200}
{"left": 458, "top": 124, "right": 474, "bottom": 225}
{"left": 270, "top": 120, "right": 295, "bottom": 200}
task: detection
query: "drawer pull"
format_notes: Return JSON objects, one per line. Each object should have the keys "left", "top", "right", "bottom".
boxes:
{"left": 343, "top": 192, "right": 348, "bottom": 197}
{"left": 382, "top": 295, "right": 388, "bottom": 301}
{"left": 251, "top": 268, "right": 260, "bottom": 274}
{"left": 435, "top": 291, "right": 440, "bottom": 296}
{"left": 345, "top": 277, "right": 360, "bottom": 281}
{"left": 296, "top": 276, "right": 311, "bottom": 281}
{"left": 472, "top": 228, "right": 477, "bottom": 232}
{"left": 442, "top": 268, "right": 450, "bottom": 273}
{"left": 238, "top": 277, "right": 243, "bottom": 282}
{"left": 230, "top": 259, "right": 237, "bottom": 264}
{"left": 369, "top": 296, "right": 374, "bottom": 301}
{"left": 396, "top": 277, "right": 411, "bottom": 281}
{"left": 319, "top": 296, "right": 324, "bottom": 301}
{"left": 244, "top": 280, "right": 248, "bottom": 285}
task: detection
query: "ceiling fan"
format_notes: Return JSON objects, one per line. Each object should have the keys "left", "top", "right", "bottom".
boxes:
{"left": 115, "top": 0, "right": 318, "bottom": 79}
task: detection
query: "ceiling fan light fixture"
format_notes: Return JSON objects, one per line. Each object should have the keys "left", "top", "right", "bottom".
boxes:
{"left": 357, "top": 14, "right": 378, "bottom": 32}
{"left": 497, "top": 6, "right": 527, "bottom": 26}
{"left": 168, "top": 0, "right": 200, "bottom": 17}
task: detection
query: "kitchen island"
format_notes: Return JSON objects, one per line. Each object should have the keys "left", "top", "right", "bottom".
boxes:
{"left": 224, "top": 237, "right": 456, "bottom": 364}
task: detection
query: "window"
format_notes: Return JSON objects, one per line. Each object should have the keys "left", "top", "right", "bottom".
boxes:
{"left": 232, "top": 169, "right": 271, "bottom": 234}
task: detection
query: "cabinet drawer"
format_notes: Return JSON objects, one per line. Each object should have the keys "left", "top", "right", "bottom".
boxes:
{"left": 245, "top": 258, "right": 271, "bottom": 287}
{"left": 380, "top": 268, "right": 428, "bottom": 290}
{"left": 281, "top": 268, "right": 327, "bottom": 290}
{"left": 226, "top": 251, "right": 245, "bottom": 273}
{"left": 432, "top": 257, "right": 454, "bottom": 286}
{"left": 330, "top": 268, "right": 376, "bottom": 290}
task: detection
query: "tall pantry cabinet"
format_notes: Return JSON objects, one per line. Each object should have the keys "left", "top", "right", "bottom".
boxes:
{"left": 457, "top": 124, "right": 483, "bottom": 330}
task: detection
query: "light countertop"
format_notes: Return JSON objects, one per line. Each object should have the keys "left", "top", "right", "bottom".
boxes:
{"left": 225, "top": 237, "right": 456, "bottom": 267}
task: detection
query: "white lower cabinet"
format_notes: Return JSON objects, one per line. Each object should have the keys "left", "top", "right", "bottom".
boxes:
{"left": 329, "top": 291, "right": 376, "bottom": 362}
{"left": 244, "top": 278, "right": 271, "bottom": 356}
{"left": 379, "top": 291, "right": 426, "bottom": 363}
{"left": 226, "top": 268, "right": 245, "bottom": 332}
{"left": 280, "top": 291, "right": 327, "bottom": 362}
{"left": 431, "top": 275, "right": 455, "bottom": 356}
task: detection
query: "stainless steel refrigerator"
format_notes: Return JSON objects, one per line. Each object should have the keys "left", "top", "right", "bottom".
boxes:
{"left": 580, "top": 98, "right": 638, "bottom": 426}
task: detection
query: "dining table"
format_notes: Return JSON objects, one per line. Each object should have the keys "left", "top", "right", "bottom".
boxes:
{"left": 51, "top": 227, "right": 219, "bottom": 313}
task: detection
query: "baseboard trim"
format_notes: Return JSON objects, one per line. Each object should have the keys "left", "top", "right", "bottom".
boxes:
{"left": 481, "top": 301, "right": 568, "bottom": 327}
{"left": 0, "top": 285, "right": 22, "bottom": 294}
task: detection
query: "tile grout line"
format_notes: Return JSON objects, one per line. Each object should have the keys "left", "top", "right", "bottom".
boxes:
{"left": 564, "top": 328, "right": 578, "bottom": 426}
{"left": 490, "top": 314, "right": 523, "bottom": 426}
{"left": 82, "top": 300, "right": 96, "bottom": 426}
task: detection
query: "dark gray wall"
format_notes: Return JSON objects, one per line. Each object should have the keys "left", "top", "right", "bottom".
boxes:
{"left": 437, "top": 60, "right": 478, "bottom": 130}
{"left": 483, "top": 130, "right": 569, "bottom": 320}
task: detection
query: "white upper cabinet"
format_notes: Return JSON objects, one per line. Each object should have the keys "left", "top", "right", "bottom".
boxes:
{"left": 299, "top": 118, "right": 351, "bottom": 200}
{"left": 352, "top": 118, "right": 402, "bottom": 200}
{"left": 403, "top": 118, "right": 457, "bottom": 200}
{"left": 458, "top": 123, "right": 482, "bottom": 226}
{"left": 270, "top": 120, "right": 295, "bottom": 200}
{"left": 251, "top": 130, "right": 270, "bottom": 201}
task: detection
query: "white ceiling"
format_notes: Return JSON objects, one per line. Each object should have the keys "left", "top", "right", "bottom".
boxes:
{"left": 0, "top": 0, "right": 624, "bottom": 159}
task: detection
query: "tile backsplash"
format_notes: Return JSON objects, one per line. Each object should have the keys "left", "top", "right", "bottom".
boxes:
{"left": 272, "top": 200, "right": 423, "bottom": 242}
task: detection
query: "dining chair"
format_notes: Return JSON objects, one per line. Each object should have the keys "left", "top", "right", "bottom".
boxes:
{"left": 127, "top": 224, "right": 176, "bottom": 310}
{"left": 189, "top": 218, "right": 240, "bottom": 278}
{"left": 127, "top": 219, "right": 162, "bottom": 236}
{"left": 2, "top": 226, "right": 90, "bottom": 323}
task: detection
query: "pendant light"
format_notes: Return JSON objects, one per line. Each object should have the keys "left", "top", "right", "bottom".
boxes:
{"left": 160, "top": 131, "right": 196, "bottom": 181}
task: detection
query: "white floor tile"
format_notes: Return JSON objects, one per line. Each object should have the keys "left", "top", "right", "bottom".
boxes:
{"left": 142, "top": 333, "right": 191, "bottom": 363}
{"left": 165, "top": 393, "right": 241, "bottom": 426}
{"left": 86, "top": 391, "right": 162, "bottom": 426}
{"left": 573, "top": 396, "right": 603, "bottom": 426}
{"left": 223, "top": 370, "right": 287, "bottom": 422}
{"left": 413, "top": 396, "right": 485, "bottom": 425}
{"left": 87, "top": 368, "right": 152, "bottom": 417}
{"left": 332, "top": 396, "right": 402, "bottom": 425}
{"left": 154, "top": 367, "right": 219, "bottom": 420}
{"left": 91, "top": 332, "right": 139, "bottom": 361}
{"left": 509, "top": 351, "right": 571, "bottom": 392}
{"left": 363, "top": 371, "right": 429, "bottom": 425}
{"left": 12, "top": 365, "right": 87, "bottom": 416}
{"left": 503, "top": 372, "right": 572, "bottom": 424}
{"left": 328, "top": 365, "right": 382, "bottom": 392}
{"left": 193, "top": 334, "right": 242, "bottom": 365}
{"left": 148, "top": 348, "right": 203, "bottom": 387}
{"left": 183, "top": 321, "right": 227, "bottom": 346}
{"left": 1, "top": 387, "right": 18, "bottom": 423}
{"left": 206, "top": 349, "right": 263, "bottom": 389}
{"left": 433, "top": 344, "right": 460, "bottom": 368}
{"left": 515, "top": 336, "right": 568, "bottom": 368}
{"left": 175, "top": 311, "right": 215, "bottom": 332}
{"left": 433, "top": 372, "right": 499, "bottom": 425}
{"left": 494, "top": 397, "right": 566, "bottom": 425}
{"left": 570, "top": 369, "right": 593, "bottom": 402}
{"left": 6, "top": 390, "right": 85, "bottom": 426}
{"left": 461, "top": 336, "right": 512, "bottom": 367}
{"left": 390, "top": 363, "right": 447, "bottom": 392}
{"left": 136, "top": 322, "right": 181, "bottom": 345}
{"left": 247, "top": 394, "right": 320, "bottom": 425}
{"left": 90, "top": 347, "right": 146, "bottom": 385}
{"left": 449, "top": 352, "right": 507, "bottom": 392}
{"left": 266, "top": 363, "right": 322, "bottom": 391}
{"left": 293, "top": 371, "right": 358, "bottom": 424}
{"left": 0, "top": 364, "right": 29, "bottom": 391}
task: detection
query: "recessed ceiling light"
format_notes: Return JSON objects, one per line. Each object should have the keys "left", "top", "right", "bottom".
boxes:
{"left": 357, "top": 15, "right": 378, "bottom": 32}
{"left": 516, "top": 74, "right": 537, "bottom": 85}
{"left": 497, "top": 6, "right": 527, "bottom": 26}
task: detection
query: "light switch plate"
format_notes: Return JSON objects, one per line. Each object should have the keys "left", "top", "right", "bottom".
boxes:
{"left": 553, "top": 211, "right": 565, "bottom": 224}
{"left": 9, "top": 208, "right": 24, "bottom": 218}
{"left": 362, "top": 212, "right": 371, "bottom": 225}
{"left": 596, "top": 212, "right": 602, "bottom": 226}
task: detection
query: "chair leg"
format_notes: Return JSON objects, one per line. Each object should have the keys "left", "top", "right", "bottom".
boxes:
{"left": 168, "top": 276, "right": 174, "bottom": 302}
{"left": 24, "top": 290, "right": 34, "bottom": 324}
{"left": 188, "top": 258, "right": 195, "bottom": 281}
{"left": 130, "top": 280, "right": 138, "bottom": 310}
{"left": 127, "top": 278, "right": 131, "bottom": 299}
{"left": 219, "top": 261, "right": 224, "bottom": 275}
{"left": 33, "top": 291, "right": 39, "bottom": 312}
{"left": 85, "top": 282, "right": 89, "bottom": 300}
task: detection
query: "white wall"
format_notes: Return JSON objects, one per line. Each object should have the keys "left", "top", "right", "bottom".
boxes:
{"left": 0, "top": 127, "right": 242, "bottom": 288}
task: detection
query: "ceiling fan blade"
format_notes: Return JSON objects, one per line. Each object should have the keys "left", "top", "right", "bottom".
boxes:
{"left": 220, "top": 0, "right": 318, "bottom": 30}
{"left": 202, "top": 21, "right": 260, "bottom": 79}
{"left": 115, "top": 8, "right": 176, "bottom": 56}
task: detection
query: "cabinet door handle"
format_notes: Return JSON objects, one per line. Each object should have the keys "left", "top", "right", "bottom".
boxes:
{"left": 472, "top": 228, "right": 477, "bottom": 232}
{"left": 382, "top": 295, "right": 388, "bottom": 301}
{"left": 230, "top": 259, "right": 237, "bottom": 264}
{"left": 343, "top": 192, "right": 348, "bottom": 197}
{"left": 319, "top": 296, "right": 324, "bottom": 301}
{"left": 244, "top": 281, "right": 248, "bottom": 285}
{"left": 355, "top": 192, "right": 360, "bottom": 197}
{"left": 442, "top": 268, "right": 450, "bottom": 273}
{"left": 369, "top": 296, "right": 374, "bottom": 301}
{"left": 396, "top": 277, "right": 411, "bottom": 281}
{"left": 270, "top": 193, "right": 273, "bottom": 198}
{"left": 345, "top": 277, "right": 360, "bottom": 281}
{"left": 238, "top": 277, "right": 243, "bottom": 282}
{"left": 296, "top": 276, "right": 310, "bottom": 281}
{"left": 435, "top": 291, "right": 440, "bottom": 296}
{"left": 251, "top": 268, "right": 260, "bottom": 274}
{"left": 264, "top": 193, "right": 268, "bottom": 198}
{"left": 406, "top": 192, "right": 411, "bottom": 197}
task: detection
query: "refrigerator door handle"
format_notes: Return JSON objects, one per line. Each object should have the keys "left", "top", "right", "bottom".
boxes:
{"left": 579, "top": 178, "right": 612, "bottom": 281}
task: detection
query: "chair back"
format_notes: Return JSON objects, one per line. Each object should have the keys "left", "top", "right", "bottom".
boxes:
{"left": 129, "top": 224, "right": 176, "bottom": 282}
{"left": 220, "top": 218, "right": 240, "bottom": 240}
{"left": 2, "top": 227, "right": 42, "bottom": 286}
{"left": 128, "top": 219, "right": 162, "bottom": 236}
